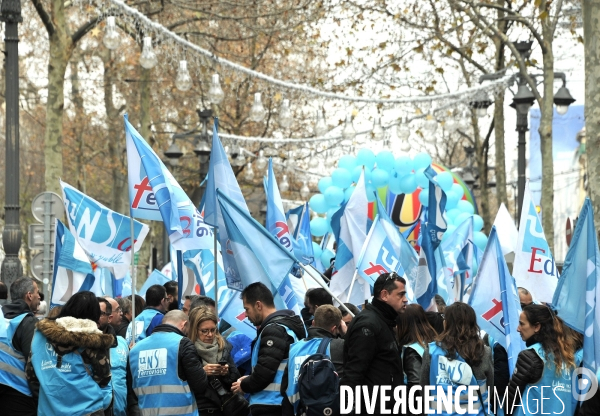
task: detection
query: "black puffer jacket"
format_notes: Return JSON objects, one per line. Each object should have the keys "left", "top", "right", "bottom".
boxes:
{"left": 2, "top": 299, "right": 37, "bottom": 359}
{"left": 506, "top": 338, "right": 545, "bottom": 416}
{"left": 240, "top": 310, "right": 306, "bottom": 416}
{"left": 127, "top": 324, "right": 209, "bottom": 405}
{"left": 342, "top": 298, "right": 403, "bottom": 414}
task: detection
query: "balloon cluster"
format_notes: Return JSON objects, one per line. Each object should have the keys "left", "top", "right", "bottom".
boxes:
{"left": 307, "top": 148, "right": 488, "bottom": 253}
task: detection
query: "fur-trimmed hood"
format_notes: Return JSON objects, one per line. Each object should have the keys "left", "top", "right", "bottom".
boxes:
{"left": 37, "top": 317, "right": 115, "bottom": 351}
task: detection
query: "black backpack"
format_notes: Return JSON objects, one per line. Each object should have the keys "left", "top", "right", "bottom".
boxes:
{"left": 296, "top": 338, "right": 340, "bottom": 416}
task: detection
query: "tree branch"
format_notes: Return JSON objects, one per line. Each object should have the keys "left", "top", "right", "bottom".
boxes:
{"left": 30, "top": 0, "right": 55, "bottom": 36}
{"left": 72, "top": 17, "right": 102, "bottom": 44}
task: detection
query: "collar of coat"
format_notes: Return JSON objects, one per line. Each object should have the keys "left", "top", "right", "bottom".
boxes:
{"left": 36, "top": 317, "right": 115, "bottom": 350}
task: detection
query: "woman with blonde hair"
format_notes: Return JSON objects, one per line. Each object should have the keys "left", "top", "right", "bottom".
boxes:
{"left": 188, "top": 306, "right": 244, "bottom": 416}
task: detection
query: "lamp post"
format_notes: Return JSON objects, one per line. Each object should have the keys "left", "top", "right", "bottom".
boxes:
{"left": 1, "top": 0, "right": 23, "bottom": 288}
{"left": 162, "top": 109, "right": 213, "bottom": 266}
{"left": 471, "top": 41, "right": 575, "bottom": 222}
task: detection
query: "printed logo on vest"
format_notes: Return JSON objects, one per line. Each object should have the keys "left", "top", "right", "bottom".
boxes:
{"left": 435, "top": 356, "right": 473, "bottom": 386}
{"left": 138, "top": 348, "right": 168, "bottom": 377}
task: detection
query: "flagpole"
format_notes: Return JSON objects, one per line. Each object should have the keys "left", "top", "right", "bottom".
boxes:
{"left": 129, "top": 208, "right": 136, "bottom": 345}
{"left": 213, "top": 228, "right": 218, "bottom": 316}
{"left": 346, "top": 269, "right": 359, "bottom": 303}
{"left": 298, "top": 263, "right": 354, "bottom": 318}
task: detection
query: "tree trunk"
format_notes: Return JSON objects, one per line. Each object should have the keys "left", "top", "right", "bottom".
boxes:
{"left": 69, "top": 59, "right": 87, "bottom": 192}
{"left": 472, "top": 113, "right": 492, "bottom": 230}
{"left": 583, "top": 1, "right": 600, "bottom": 235}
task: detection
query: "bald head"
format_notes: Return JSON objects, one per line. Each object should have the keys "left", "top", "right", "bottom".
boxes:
{"left": 518, "top": 287, "right": 533, "bottom": 308}
{"left": 162, "top": 310, "right": 189, "bottom": 335}
{"left": 105, "top": 297, "right": 122, "bottom": 328}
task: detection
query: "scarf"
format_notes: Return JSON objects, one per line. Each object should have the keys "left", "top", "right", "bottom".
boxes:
{"left": 194, "top": 338, "right": 223, "bottom": 364}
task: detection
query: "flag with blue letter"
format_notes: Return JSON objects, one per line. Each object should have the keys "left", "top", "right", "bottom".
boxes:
{"left": 217, "top": 189, "right": 297, "bottom": 292}
{"left": 51, "top": 220, "right": 96, "bottom": 308}
{"left": 125, "top": 116, "right": 212, "bottom": 251}
{"left": 331, "top": 171, "right": 370, "bottom": 305}
{"left": 286, "top": 204, "right": 304, "bottom": 237}
{"left": 513, "top": 181, "right": 558, "bottom": 303}
{"left": 61, "top": 180, "right": 149, "bottom": 274}
{"left": 470, "top": 227, "right": 525, "bottom": 373}
{"left": 291, "top": 204, "right": 315, "bottom": 266}
{"left": 552, "top": 198, "right": 600, "bottom": 375}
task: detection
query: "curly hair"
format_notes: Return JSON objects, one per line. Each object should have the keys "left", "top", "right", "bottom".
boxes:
{"left": 397, "top": 304, "right": 438, "bottom": 349}
{"left": 437, "top": 302, "right": 485, "bottom": 367}
{"left": 188, "top": 306, "right": 225, "bottom": 350}
{"left": 521, "top": 305, "right": 576, "bottom": 373}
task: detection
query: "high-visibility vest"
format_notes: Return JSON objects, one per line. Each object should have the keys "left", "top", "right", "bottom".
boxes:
{"left": 249, "top": 322, "right": 298, "bottom": 407}
{"left": 110, "top": 335, "right": 129, "bottom": 416}
{"left": 126, "top": 309, "right": 163, "bottom": 344}
{"left": 0, "top": 312, "right": 32, "bottom": 396}
{"left": 129, "top": 331, "right": 197, "bottom": 416}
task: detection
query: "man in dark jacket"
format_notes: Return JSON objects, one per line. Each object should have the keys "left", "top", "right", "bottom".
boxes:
{"left": 342, "top": 272, "right": 407, "bottom": 414}
{"left": 0, "top": 276, "right": 40, "bottom": 415}
{"left": 128, "top": 310, "right": 209, "bottom": 413}
{"left": 231, "top": 282, "right": 306, "bottom": 416}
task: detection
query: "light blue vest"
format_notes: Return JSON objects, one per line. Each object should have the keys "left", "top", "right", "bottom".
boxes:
{"left": 0, "top": 312, "right": 32, "bottom": 396}
{"left": 514, "top": 343, "right": 582, "bottom": 416}
{"left": 110, "top": 335, "right": 129, "bottom": 416}
{"left": 30, "top": 329, "right": 104, "bottom": 416}
{"left": 401, "top": 342, "right": 425, "bottom": 384}
{"left": 250, "top": 322, "right": 298, "bottom": 407}
{"left": 285, "top": 337, "right": 331, "bottom": 413}
{"left": 126, "top": 309, "right": 163, "bottom": 344}
{"left": 129, "top": 331, "right": 197, "bottom": 416}
{"left": 428, "top": 343, "right": 488, "bottom": 416}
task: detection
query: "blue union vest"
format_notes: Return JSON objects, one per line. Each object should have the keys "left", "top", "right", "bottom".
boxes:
{"left": 514, "top": 343, "right": 582, "bottom": 416}
{"left": 428, "top": 343, "right": 488, "bottom": 416}
{"left": 111, "top": 335, "right": 130, "bottom": 416}
{"left": 0, "top": 312, "right": 32, "bottom": 396}
{"left": 129, "top": 331, "right": 197, "bottom": 416}
{"left": 30, "top": 329, "right": 104, "bottom": 416}
{"left": 126, "top": 309, "right": 163, "bottom": 344}
{"left": 250, "top": 322, "right": 298, "bottom": 407}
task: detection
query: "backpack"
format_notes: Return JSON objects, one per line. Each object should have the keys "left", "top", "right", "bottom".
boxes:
{"left": 297, "top": 338, "right": 340, "bottom": 416}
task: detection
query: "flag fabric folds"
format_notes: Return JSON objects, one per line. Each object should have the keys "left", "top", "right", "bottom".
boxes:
{"left": 470, "top": 227, "right": 525, "bottom": 374}
{"left": 265, "top": 158, "right": 294, "bottom": 254}
{"left": 61, "top": 180, "right": 149, "bottom": 274}
{"left": 51, "top": 220, "right": 96, "bottom": 308}
{"left": 513, "top": 181, "right": 558, "bottom": 303}
{"left": 217, "top": 189, "right": 297, "bottom": 292}
{"left": 552, "top": 198, "right": 600, "bottom": 374}
{"left": 493, "top": 203, "right": 518, "bottom": 257}
{"left": 184, "top": 249, "right": 227, "bottom": 302}
{"left": 139, "top": 269, "right": 171, "bottom": 299}
{"left": 292, "top": 203, "right": 315, "bottom": 266}
{"left": 125, "top": 116, "right": 212, "bottom": 251}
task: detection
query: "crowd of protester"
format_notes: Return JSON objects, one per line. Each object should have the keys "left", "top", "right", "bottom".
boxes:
{"left": 0, "top": 274, "right": 598, "bottom": 416}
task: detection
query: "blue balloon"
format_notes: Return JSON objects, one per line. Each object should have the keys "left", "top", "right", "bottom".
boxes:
{"left": 312, "top": 242, "right": 323, "bottom": 258}
{"left": 400, "top": 174, "right": 418, "bottom": 194}
{"left": 324, "top": 186, "right": 344, "bottom": 207}
{"left": 320, "top": 249, "right": 335, "bottom": 267}
{"left": 457, "top": 200, "right": 475, "bottom": 215}
{"left": 344, "top": 185, "right": 355, "bottom": 202}
{"left": 318, "top": 177, "right": 333, "bottom": 193}
{"left": 394, "top": 156, "right": 414, "bottom": 176}
{"left": 451, "top": 183, "right": 465, "bottom": 199}
{"left": 445, "top": 191, "right": 459, "bottom": 210}
{"left": 376, "top": 151, "right": 396, "bottom": 172}
{"left": 388, "top": 173, "right": 403, "bottom": 194}
{"left": 413, "top": 152, "right": 432, "bottom": 170}
{"left": 435, "top": 171, "right": 454, "bottom": 192}
{"left": 310, "top": 217, "right": 328, "bottom": 237}
{"left": 442, "top": 225, "right": 457, "bottom": 241}
{"left": 338, "top": 155, "right": 357, "bottom": 171}
{"left": 352, "top": 165, "right": 371, "bottom": 183}
{"left": 371, "top": 169, "right": 389, "bottom": 189}
{"left": 356, "top": 148, "right": 376, "bottom": 169}
{"left": 309, "top": 194, "right": 328, "bottom": 214}
{"left": 415, "top": 168, "right": 429, "bottom": 189}
{"left": 419, "top": 189, "right": 429, "bottom": 207}
{"left": 445, "top": 208, "right": 461, "bottom": 224}
{"left": 472, "top": 214, "right": 484, "bottom": 232}
{"left": 473, "top": 231, "right": 488, "bottom": 251}
{"left": 455, "top": 212, "right": 473, "bottom": 227}
{"left": 331, "top": 168, "right": 353, "bottom": 189}
{"left": 326, "top": 207, "right": 340, "bottom": 223}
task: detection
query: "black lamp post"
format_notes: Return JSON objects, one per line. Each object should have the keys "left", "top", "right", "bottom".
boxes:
{"left": 1, "top": 0, "right": 23, "bottom": 289}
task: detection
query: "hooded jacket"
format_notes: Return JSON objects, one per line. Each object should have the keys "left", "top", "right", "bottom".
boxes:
{"left": 26, "top": 317, "right": 115, "bottom": 400}
{"left": 240, "top": 310, "right": 306, "bottom": 416}
{"left": 2, "top": 299, "right": 37, "bottom": 359}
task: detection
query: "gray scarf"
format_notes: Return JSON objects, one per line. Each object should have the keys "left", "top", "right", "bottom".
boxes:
{"left": 194, "top": 338, "right": 223, "bottom": 364}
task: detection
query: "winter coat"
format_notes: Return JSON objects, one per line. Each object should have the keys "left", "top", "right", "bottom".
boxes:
{"left": 240, "top": 309, "right": 306, "bottom": 416}
{"left": 2, "top": 299, "right": 37, "bottom": 359}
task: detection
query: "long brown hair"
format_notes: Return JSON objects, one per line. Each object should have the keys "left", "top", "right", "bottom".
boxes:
{"left": 522, "top": 305, "right": 576, "bottom": 373}
{"left": 437, "top": 302, "right": 485, "bottom": 367}
{"left": 397, "top": 304, "right": 437, "bottom": 348}
{"left": 188, "top": 306, "right": 225, "bottom": 350}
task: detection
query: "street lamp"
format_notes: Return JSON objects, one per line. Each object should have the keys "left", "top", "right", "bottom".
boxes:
{"left": 1, "top": 0, "right": 24, "bottom": 289}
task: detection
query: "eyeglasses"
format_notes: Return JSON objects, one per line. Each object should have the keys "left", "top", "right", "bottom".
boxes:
{"left": 100, "top": 311, "right": 108, "bottom": 316}
{"left": 199, "top": 328, "right": 217, "bottom": 335}
{"left": 385, "top": 272, "right": 402, "bottom": 281}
